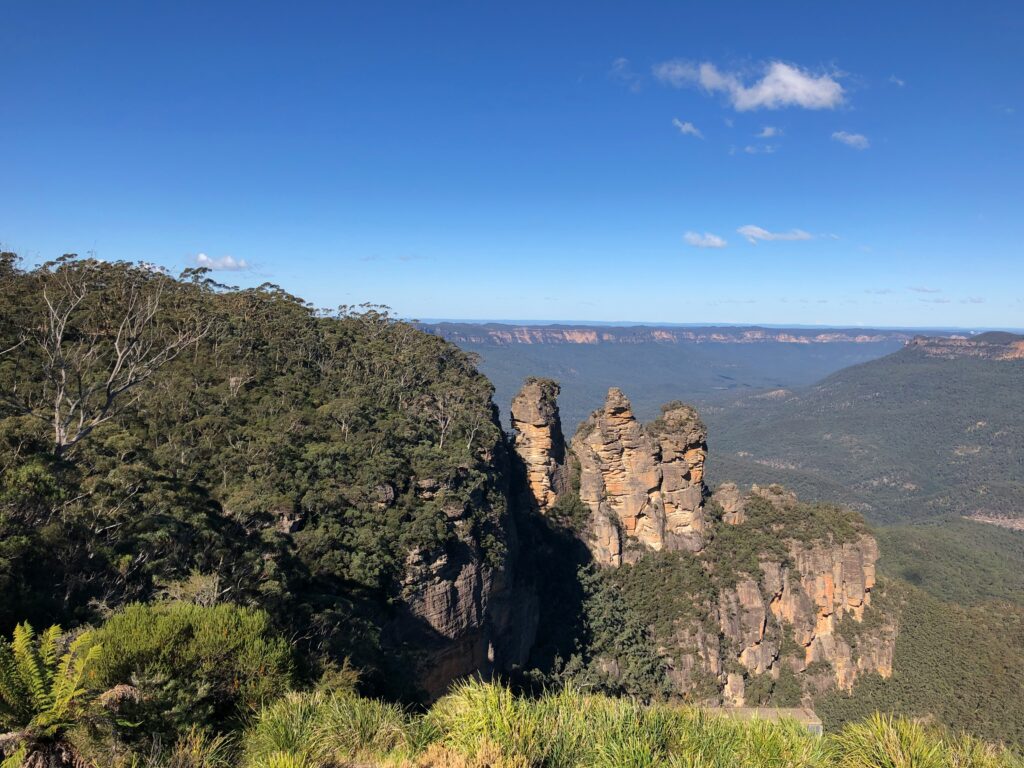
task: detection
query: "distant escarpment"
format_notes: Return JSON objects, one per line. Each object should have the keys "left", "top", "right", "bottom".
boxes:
{"left": 422, "top": 322, "right": 921, "bottom": 346}
{"left": 512, "top": 381, "right": 895, "bottom": 706}
{"left": 906, "top": 332, "right": 1024, "bottom": 360}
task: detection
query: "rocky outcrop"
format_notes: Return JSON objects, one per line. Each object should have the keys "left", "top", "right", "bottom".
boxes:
{"left": 504, "top": 379, "right": 894, "bottom": 707}
{"left": 572, "top": 389, "right": 707, "bottom": 565}
{"left": 715, "top": 482, "right": 746, "bottom": 525}
{"left": 688, "top": 487, "right": 894, "bottom": 704}
{"left": 511, "top": 378, "right": 568, "bottom": 513}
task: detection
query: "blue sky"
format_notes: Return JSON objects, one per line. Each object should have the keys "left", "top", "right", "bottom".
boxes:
{"left": 1, "top": 2, "right": 1022, "bottom": 328}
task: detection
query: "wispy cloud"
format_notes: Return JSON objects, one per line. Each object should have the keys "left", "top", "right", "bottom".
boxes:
{"left": 908, "top": 286, "right": 942, "bottom": 294}
{"left": 672, "top": 118, "right": 703, "bottom": 138}
{"left": 653, "top": 60, "right": 844, "bottom": 111}
{"left": 684, "top": 231, "right": 727, "bottom": 248}
{"left": 864, "top": 289, "right": 894, "bottom": 295}
{"left": 610, "top": 57, "right": 642, "bottom": 91}
{"left": 961, "top": 297, "right": 986, "bottom": 304}
{"left": 743, "top": 144, "right": 777, "bottom": 155}
{"left": 737, "top": 225, "right": 813, "bottom": 244}
{"left": 832, "top": 131, "right": 870, "bottom": 149}
{"left": 920, "top": 297, "right": 952, "bottom": 304}
{"left": 757, "top": 126, "right": 782, "bottom": 138}
{"left": 195, "top": 253, "right": 249, "bottom": 271}
{"left": 888, "top": 75, "right": 906, "bottom": 87}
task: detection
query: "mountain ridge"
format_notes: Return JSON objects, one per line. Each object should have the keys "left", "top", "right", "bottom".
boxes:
{"left": 420, "top": 322, "right": 949, "bottom": 346}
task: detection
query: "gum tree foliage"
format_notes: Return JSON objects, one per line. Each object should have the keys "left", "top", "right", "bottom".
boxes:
{"left": 0, "top": 254, "right": 507, "bottom": 693}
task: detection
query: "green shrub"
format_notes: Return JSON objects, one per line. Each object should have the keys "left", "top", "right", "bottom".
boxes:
{"left": 85, "top": 602, "right": 293, "bottom": 736}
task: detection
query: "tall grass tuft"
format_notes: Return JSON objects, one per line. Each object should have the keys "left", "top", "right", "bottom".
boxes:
{"left": 834, "top": 712, "right": 946, "bottom": 768}
{"left": 242, "top": 689, "right": 413, "bottom": 768}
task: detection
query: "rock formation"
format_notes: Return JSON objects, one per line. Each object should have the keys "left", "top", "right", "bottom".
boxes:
{"left": 715, "top": 482, "right": 746, "bottom": 525}
{"left": 571, "top": 389, "right": 708, "bottom": 565}
{"left": 507, "top": 378, "right": 894, "bottom": 706}
{"left": 510, "top": 378, "right": 568, "bottom": 512}
{"left": 667, "top": 487, "right": 892, "bottom": 704}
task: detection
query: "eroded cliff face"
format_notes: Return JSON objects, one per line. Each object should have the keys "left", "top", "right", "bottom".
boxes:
{"left": 659, "top": 487, "right": 894, "bottom": 705}
{"left": 570, "top": 388, "right": 708, "bottom": 565}
{"left": 509, "top": 381, "right": 895, "bottom": 705}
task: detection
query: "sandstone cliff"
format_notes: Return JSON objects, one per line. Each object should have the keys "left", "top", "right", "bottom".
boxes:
{"left": 420, "top": 322, "right": 922, "bottom": 346}
{"left": 510, "top": 381, "right": 895, "bottom": 706}
{"left": 392, "top": 443, "right": 537, "bottom": 700}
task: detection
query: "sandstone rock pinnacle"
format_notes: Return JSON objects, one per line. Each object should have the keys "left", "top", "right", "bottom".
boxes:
{"left": 511, "top": 378, "right": 568, "bottom": 513}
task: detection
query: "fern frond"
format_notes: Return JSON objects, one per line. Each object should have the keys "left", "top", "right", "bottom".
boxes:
{"left": 11, "top": 624, "right": 51, "bottom": 712}
{"left": 37, "top": 627, "right": 61, "bottom": 692}
{"left": 0, "top": 640, "right": 31, "bottom": 725}
{"left": 0, "top": 742, "right": 27, "bottom": 768}
{"left": 47, "top": 639, "right": 101, "bottom": 727}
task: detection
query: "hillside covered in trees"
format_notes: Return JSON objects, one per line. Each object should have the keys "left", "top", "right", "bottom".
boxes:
{"left": 704, "top": 337, "right": 1024, "bottom": 527}
{"left": 0, "top": 253, "right": 529, "bottom": 704}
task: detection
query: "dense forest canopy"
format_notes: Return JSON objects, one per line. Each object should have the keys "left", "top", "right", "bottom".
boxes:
{"left": 0, "top": 253, "right": 506, "bottom": 695}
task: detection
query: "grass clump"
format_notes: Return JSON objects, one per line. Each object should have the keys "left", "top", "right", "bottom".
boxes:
{"left": 242, "top": 689, "right": 410, "bottom": 768}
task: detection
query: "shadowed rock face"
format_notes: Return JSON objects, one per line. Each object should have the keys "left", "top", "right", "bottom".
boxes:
{"left": 572, "top": 388, "right": 708, "bottom": 565}
{"left": 510, "top": 378, "right": 568, "bottom": 513}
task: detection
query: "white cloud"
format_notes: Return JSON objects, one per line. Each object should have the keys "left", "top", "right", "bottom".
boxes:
{"left": 908, "top": 286, "right": 942, "bottom": 294}
{"left": 743, "top": 144, "right": 777, "bottom": 154}
{"left": 832, "top": 131, "right": 870, "bottom": 149}
{"left": 888, "top": 75, "right": 905, "bottom": 87}
{"left": 653, "top": 60, "right": 844, "bottom": 111}
{"left": 684, "top": 231, "right": 727, "bottom": 248}
{"left": 672, "top": 118, "right": 703, "bottom": 138}
{"left": 757, "top": 126, "right": 782, "bottom": 138}
{"left": 737, "top": 225, "right": 813, "bottom": 244}
{"left": 194, "top": 253, "right": 250, "bottom": 271}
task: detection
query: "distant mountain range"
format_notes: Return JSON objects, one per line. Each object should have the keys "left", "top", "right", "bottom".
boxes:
{"left": 423, "top": 323, "right": 939, "bottom": 430}
{"left": 420, "top": 322, "right": 947, "bottom": 346}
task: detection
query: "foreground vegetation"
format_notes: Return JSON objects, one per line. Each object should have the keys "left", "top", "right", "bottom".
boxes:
{"left": 3, "top": 621, "right": 1021, "bottom": 768}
